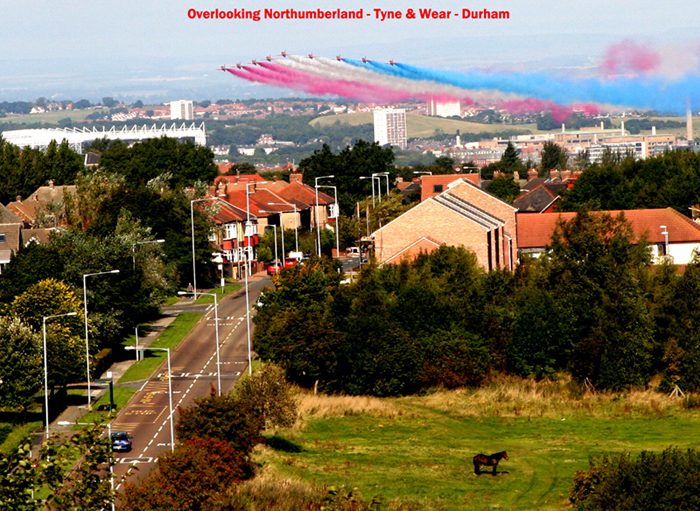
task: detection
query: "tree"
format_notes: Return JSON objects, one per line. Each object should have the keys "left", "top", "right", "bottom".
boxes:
{"left": 499, "top": 141, "right": 523, "bottom": 174}
{"left": 233, "top": 363, "right": 298, "bottom": 430}
{"left": 101, "top": 97, "right": 117, "bottom": 108}
{"left": 540, "top": 141, "right": 569, "bottom": 174}
{"left": 542, "top": 211, "right": 655, "bottom": 389}
{"left": 122, "top": 437, "right": 252, "bottom": 511}
{"left": 486, "top": 174, "right": 521, "bottom": 202}
{"left": 570, "top": 448, "right": 700, "bottom": 511}
{"left": 176, "top": 389, "right": 264, "bottom": 455}
{"left": 0, "top": 317, "right": 42, "bottom": 412}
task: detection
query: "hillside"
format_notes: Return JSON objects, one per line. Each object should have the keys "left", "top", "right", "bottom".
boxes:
{"left": 309, "top": 112, "right": 536, "bottom": 138}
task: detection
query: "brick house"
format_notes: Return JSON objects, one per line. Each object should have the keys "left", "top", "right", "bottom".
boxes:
{"left": 372, "top": 178, "right": 517, "bottom": 270}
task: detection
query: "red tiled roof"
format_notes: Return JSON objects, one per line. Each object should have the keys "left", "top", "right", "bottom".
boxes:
{"left": 420, "top": 174, "right": 480, "bottom": 202}
{"left": 517, "top": 208, "right": 700, "bottom": 249}
{"left": 275, "top": 181, "right": 334, "bottom": 207}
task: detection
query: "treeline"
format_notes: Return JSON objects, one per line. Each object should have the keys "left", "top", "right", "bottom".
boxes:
{"left": 558, "top": 149, "right": 700, "bottom": 213}
{"left": 254, "top": 211, "right": 700, "bottom": 395}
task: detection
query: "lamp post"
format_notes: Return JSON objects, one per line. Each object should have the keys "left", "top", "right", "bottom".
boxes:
{"left": 190, "top": 197, "right": 220, "bottom": 300}
{"left": 261, "top": 211, "right": 285, "bottom": 262}
{"left": 375, "top": 172, "right": 390, "bottom": 197}
{"left": 317, "top": 185, "right": 339, "bottom": 259}
{"left": 244, "top": 181, "right": 267, "bottom": 376}
{"left": 661, "top": 225, "right": 669, "bottom": 257}
{"left": 83, "top": 269, "right": 119, "bottom": 408}
{"left": 268, "top": 203, "right": 299, "bottom": 254}
{"left": 125, "top": 346, "right": 174, "bottom": 451}
{"left": 314, "top": 175, "right": 334, "bottom": 256}
{"left": 132, "top": 239, "right": 165, "bottom": 271}
{"left": 178, "top": 291, "right": 221, "bottom": 395}
{"left": 57, "top": 420, "right": 115, "bottom": 511}
{"left": 43, "top": 311, "right": 78, "bottom": 440}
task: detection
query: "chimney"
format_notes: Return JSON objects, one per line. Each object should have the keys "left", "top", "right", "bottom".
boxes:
{"left": 527, "top": 168, "right": 538, "bottom": 180}
{"left": 48, "top": 179, "right": 54, "bottom": 189}
{"left": 549, "top": 169, "right": 561, "bottom": 180}
{"left": 652, "top": 126, "right": 657, "bottom": 135}
{"left": 15, "top": 195, "right": 21, "bottom": 203}
{"left": 561, "top": 169, "right": 571, "bottom": 180}
{"left": 32, "top": 193, "right": 39, "bottom": 201}
{"left": 621, "top": 121, "right": 625, "bottom": 136}
{"left": 290, "top": 172, "right": 303, "bottom": 183}
{"left": 396, "top": 176, "right": 404, "bottom": 183}
{"left": 513, "top": 171, "right": 520, "bottom": 181}
{"left": 493, "top": 170, "right": 504, "bottom": 178}
{"left": 562, "top": 123, "right": 566, "bottom": 133}
{"left": 600, "top": 121, "right": 604, "bottom": 130}
{"left": 273, "top": 176, "right": 278, "bottom": 182}
{"left": 687, "top": 99, "right": 694, "bottom": 141}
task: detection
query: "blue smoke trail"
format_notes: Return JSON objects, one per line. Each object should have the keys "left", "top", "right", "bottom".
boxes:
{"left": 345, "top": 59, "right": 700, "bottom": 113}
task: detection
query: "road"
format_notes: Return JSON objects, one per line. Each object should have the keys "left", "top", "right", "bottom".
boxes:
{"left": 111, "top": 276, "right": 270, "bottom": 488}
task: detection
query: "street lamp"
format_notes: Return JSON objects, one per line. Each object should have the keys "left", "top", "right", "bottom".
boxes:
{"left": 125, "top": 346, "right": 174, "bottom": 451}
{"left": 244, "top": 181, "right": 267, "bottom": 376}
{"left": 190, "top": 197, "right": 220, "bottom": 300}
{"left": 43, "top": 311, "right": 78, "bottom": 440}
{"left": 360, "top": 176, "right": 381, "bottom": 206}
{"left": 261, "top": 211, "right": 285, "bottom": 262}
{"left": 178, "top": 291, "right": 221, "bottom": 396}
{"left": 132, "top": 239, "right": 165, "bottom": 271}
{"left": 83, "top": 270, "right": 120, "bottom": 408}
{"left": 314, "top": 175, "right": 334, "bottom": 256}
{"left": 317, "top": 185, "right": 340, "bottom": 259}
{"left": 661, "top": 225, "right": 669, "bottom": 257}
{"left": 268, "top": 203, "right": 299, "bottom": 254}
{"left": 375, "top": 172, "right": 390, "bottom": 197}
{"left": 57, "top": 420, "right": 115, "bottom": 511}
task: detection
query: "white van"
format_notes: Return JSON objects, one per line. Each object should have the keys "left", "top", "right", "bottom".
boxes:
{"left": 346, "top": 247, "right": 361, "bottom": 257}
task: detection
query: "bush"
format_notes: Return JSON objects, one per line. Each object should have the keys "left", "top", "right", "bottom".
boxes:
{"left": 570, "top": 447, "right": 700, "bottom": 510}
{"left": 234, "top": 363, "right": 298, "bottom": 430}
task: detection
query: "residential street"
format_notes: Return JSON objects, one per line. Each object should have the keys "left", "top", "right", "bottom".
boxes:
{"left": 111, "top": 276, "right": 270, "bottom": 488}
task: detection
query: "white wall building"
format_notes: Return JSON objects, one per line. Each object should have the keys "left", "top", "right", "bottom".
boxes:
{"left": 170, "top": 100, "right": 194, "bottom": 120}
{"left": 374, "top": 108, "right": 407, "bottom": 150}
{"left": 427, "top": 100, "right": 461, "bottom": 118}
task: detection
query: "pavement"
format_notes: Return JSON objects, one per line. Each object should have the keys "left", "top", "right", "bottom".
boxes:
{"left": 31, "top": 274, "right": 269, "bottom": 453}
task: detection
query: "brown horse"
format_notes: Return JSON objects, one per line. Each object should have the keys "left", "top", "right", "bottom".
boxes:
{"left": 473, "top": 451, "right": 509, "bottom": 475}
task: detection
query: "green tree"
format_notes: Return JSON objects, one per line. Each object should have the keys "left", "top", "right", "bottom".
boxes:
{"left": 0, "top": 317, "right": 42, "bottom": 412}
{"left": 486, "top": 174, "right": 521, "bottom": 202}
{"left": 233, "top": 363, "right": 298, "bottom": 429}
{"left": 540, "top": 141, "right": 569, "bottom": 174}
{"left": 500, "top": 141, "right": 523, "bottom": 174}
{"left": 542, "top": 211, "right": 655, "bottom": 389}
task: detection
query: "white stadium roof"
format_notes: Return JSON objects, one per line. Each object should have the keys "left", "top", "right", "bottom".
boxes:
{"left": 1, "top": 122, "right": 207, "bottom": 153}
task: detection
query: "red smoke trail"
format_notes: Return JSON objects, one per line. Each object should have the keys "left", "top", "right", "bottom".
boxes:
{"left": 601, "top": 39, "right": 661, "bottom": 75}
{"left": 253, "top": 61, "right": 467, "bottom": 104}
{"left": 495, "top": 99, "right": 573, "bottom": 122}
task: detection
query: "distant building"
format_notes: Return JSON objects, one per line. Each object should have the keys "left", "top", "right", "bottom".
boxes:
{"left": 170, "top": 100, "right": 194, "bottom": 120}
{"left": 374, "top": 108, "right": 407, "bottom": 150}
{"left": 427, "top": 100, "right": 461, "bottom": 118}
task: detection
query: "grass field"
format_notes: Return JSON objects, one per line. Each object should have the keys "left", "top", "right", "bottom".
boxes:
{"left": 310, "top": 113, "right": 535, "bottom": 138}
{"left": 1, "top": 109, "right": 94, "bottom": 125}
{"left": 255, "top": 378, "right": 700, "bottom": 510}
{"left": 118, "top": 312, "right": 202, "bottom": 383}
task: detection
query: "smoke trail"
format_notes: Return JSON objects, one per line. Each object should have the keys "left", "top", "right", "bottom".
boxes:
{"left": 601, "top": 39, "right": 661, "bottom": 75}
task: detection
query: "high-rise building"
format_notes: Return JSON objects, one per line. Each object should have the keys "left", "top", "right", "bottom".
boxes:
{"left": 373, "top": 108, "right": 407, "bottom": 149}
{"left": 427, "top": 99, "right": 461, "bottom": 118}
{"left": 170, "top": 100, "right": 194, "bottom": 120}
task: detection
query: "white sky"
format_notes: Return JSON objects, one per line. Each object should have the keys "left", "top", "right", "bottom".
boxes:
{"left": 2, "top": 0, "right": 700, "bottom": 101}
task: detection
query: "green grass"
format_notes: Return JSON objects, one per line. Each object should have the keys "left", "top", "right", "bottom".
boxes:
{"left": 193, "top": 284, "right": 241, "bottom": 304}
{"left": 257, "top": 383, "right": 700, "bottom": 510}
{"left": 0, "top": 421, "right": 42, "bottom": 454}
{"left": 309, "top": 113, "right": 534, "bottom": 138}
{"left": 118, "top": 312, "right": 202, "bottom": 383}
{"left": 74, "top": 387, "right": 137, "bottom": 428}
{"left": 2, "top": 109, "right": 94, "bottom": 125}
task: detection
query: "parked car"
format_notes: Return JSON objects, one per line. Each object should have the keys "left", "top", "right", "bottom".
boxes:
{"left": 284, "top": 257, "right": 298, "bottom": 268}
{"left": 111, "top": 431, "right": 133, "bottom": 452}
{"left": 267, "top": 260, "right": 283, "bottom": 275}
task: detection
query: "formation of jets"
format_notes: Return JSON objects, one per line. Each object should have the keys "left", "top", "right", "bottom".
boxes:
{"left": 221, "top": 53, "right": 398, "bottom": 69}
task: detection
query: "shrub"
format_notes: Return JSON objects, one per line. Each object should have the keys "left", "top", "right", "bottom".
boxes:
{"left": 233, "top": 363, "right": 298, "bottom": 430}
{"left": 570, "top": 447, "right": 700, "bottom": 510}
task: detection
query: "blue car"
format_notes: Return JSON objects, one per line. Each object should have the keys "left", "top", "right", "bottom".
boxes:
{"left": 111, "top": 431, "right": 133, "bottom": 452}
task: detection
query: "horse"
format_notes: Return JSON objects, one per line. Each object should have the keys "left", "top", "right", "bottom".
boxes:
{"left": 473, "top": 451, "right": 509, "bottom": 476}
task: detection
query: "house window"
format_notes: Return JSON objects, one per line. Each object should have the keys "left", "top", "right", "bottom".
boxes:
{"left": 433, "top": 184, "right": 443, "bottom": 193}
{"left": 224, "top": 223, "right": 237, "bottom": 240}
{"left": 0, "top": 234, "right": 6, "bottom": 243}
